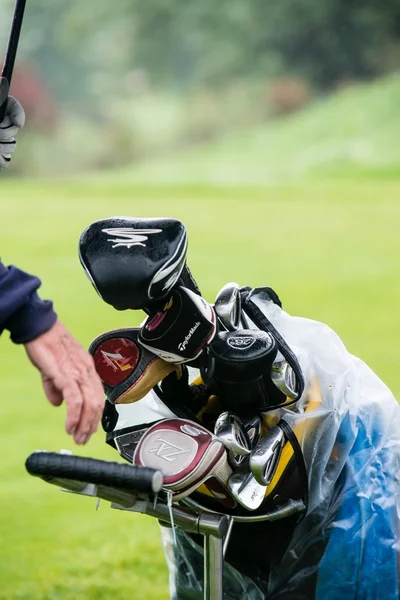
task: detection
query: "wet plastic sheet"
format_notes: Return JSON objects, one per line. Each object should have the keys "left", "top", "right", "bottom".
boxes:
{"left": 163, "top": 296, "right": 400, "bottom": 599}
{"left": 161, "top": 526, "right": 265, "bottom": 600}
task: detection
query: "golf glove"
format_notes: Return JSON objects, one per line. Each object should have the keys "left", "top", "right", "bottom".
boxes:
{"left": 0, "top": 79, "right": 25, "bottom": 169}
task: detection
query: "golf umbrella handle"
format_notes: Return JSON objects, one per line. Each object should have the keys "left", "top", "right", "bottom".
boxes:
{"left": 25, "top": 451, "right": 163, "bottom": 494}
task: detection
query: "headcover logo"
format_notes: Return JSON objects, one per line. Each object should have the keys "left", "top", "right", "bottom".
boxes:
{"left": 163, "top": 297, "right": 174, "bottom": 311}
{"left": 180, "top": 424, "right": 202, "bottom": 436}
{"left": 227, "top": 335, "right": 255, "bottom": 350}
{"left": 102, "top": 228, "right": 162, "bottom": 249}
{"left": 145, "top": 296, "right": 174, "bottom": 332}
{"left": 148, "top": 438, "right": 189, "bottom": 462}
{"left": 93, "top": 337, "right": 140, "bottom": 386}
{"left": 178, "top": 321, "right": 201, "bottom": 352}
{"left": 101, "top": 350, "right": 133, "bottom": 372}
{"left": 162, "top": 271, "right": 181, "bottom": 291}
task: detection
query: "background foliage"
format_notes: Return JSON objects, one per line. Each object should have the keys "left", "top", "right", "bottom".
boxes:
{"left": 1, "top": 0, "right": 399, "bottom": 176}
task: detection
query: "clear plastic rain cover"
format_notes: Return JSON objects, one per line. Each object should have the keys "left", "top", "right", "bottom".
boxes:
{"left": 162, "top": 295, "right": 400, "bottom": 599}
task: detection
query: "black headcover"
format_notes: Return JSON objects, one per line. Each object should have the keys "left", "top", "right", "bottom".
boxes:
{"left": 139, "top": 286, "right": 217, "bottom": 363}
{"left": 79, "top": 217, "right": 188, "bottom": 310}
{"left": 202, "top": 329, "right": 287, "bottom": 415}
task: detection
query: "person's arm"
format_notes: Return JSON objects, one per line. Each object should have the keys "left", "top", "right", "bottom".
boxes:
{"left": 0, "top": 261, "right": 105, "bottom": 445}
{"left": 0, "top": 262, "right": 57, "bottom": 341}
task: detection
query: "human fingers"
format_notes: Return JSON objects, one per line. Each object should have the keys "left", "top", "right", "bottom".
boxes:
{"left": 42, "top": 376, "right": 63, "bottom": 407}
{"left": 0, "top": 138, "right": 16, "bottom": 156}
{"left": 0, "top": 152, "right": 11, "bottom": 168}
{"left": 6, "top": 96, "right": 25, "bottom": 128}
{"left": 58, "top": 378, "right": 84, "bottom": 440}
{"left": 70, "top": 357, "right": 105, "bottom": 444}
{"left": 0, "top": 97, "right": 24, "bottom": 167}
{"left": 0, "top": 98, "right": 25, "bottom": 142}
{"left": 24, "top": 320, "right": 104, "bottom": 443}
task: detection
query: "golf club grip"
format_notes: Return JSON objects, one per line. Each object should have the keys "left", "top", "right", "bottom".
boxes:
{"left": 25, "top": 452, "right": 163, "bottom": 493}
{"left": 0, "top": 0, "right": 27, "bottom": 121}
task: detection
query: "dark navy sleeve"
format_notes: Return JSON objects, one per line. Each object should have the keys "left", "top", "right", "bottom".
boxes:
{"left": 0, "top": 261, "right": 57, "bottom": 343}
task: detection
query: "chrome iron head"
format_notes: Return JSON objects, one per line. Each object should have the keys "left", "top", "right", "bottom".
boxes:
{"left": 227, "top": 468, "right": 267, "bottom": 510}
{"left": 271, "top": 357, "right": 298, "bottom": 399}
{"left": 214, "top": 412, "right": 251, "bottom": 457}
{"left": 214, "top": 282, "right": 242, "bottom": 331}
{"left": 249, "top": 425, "right": 285, "bottom": 486}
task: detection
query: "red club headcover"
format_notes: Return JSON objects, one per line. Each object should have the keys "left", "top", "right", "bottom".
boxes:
{"left": 89, "top": 328, "right": 180, "bottom": 404}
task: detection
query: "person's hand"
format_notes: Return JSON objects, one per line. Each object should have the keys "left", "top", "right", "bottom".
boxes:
{"left": 24, "top": 320, "right": 105, "bottom": 445}
{"left": 0, "top": 78, "right": 25, "bottom": 169}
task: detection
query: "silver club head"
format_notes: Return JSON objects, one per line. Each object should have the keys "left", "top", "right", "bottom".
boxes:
{"left": 214, "top": 282, "right": 241, "bottom": 331}
{"left": 214, "top": 412, "right": 251, "bottom": 457}
{"left": 242, "top": 415, "right": 262, "bottom": 448}
{"left": 228, "top": 469, "right": 267, "bottom": 510}
{"left": 249, "top": 426, "right": 285, "bottom": 486}
{"left": 271, "top": 358, "right": 298, "bottom": 399}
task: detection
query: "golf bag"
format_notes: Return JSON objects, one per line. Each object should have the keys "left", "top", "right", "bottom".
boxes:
{"left": 94, "top": 301, "right": 400, "bottom": 599}
{"left": 29, "top": 216, "right": 400, "bottom": 600}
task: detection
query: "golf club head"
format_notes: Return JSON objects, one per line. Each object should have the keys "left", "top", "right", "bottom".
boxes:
{"left": 228, "top": 467, "right": 267, "bottom": 510}
{"left": 243, "top": 287, "right": 305, "bottom": 404}
{"left": 250, "top": 425, "right": 285, "bottom": 486}
{"left": 79, "top": 217, "right": 188, "bottom": 310}
{"left": 133, "top": 418, "right": 232, "bottom": 501}
{"left": 214, "top": 412, "right": 251, "bottom": 456}
{"left": 113, "top": 425, "right": 150, "bottom": 464}
{"left": 214, "top": 282, "right": 241, "bottom": 331}
{"left": 139, "top": 286, "right": 217, "bottom": 363}
{"left": 214, "top": 411, "right": 252, "bottom": 469}
{"left": 271, "top": 357, "right": 299, "bottom": 399}
{"left": 242, "top": 415, "right": 262, "bottom": 448}
{"left": 89, "top": 328, "right": 180, "bottom": 404}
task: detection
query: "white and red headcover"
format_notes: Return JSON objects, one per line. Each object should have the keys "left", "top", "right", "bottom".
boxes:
{"left": 133, "top": 418, "right": 232, "bottom": 501}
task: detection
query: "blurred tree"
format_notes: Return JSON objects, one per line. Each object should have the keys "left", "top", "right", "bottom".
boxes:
{"left": 130, "top": 0, "right": 400, "bottom": 89}
{"left": 1, "top": 0, "right": 399, "bottom": 99}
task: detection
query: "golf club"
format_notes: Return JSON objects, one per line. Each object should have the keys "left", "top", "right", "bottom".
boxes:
{"left": 249, "top": 425, "right": 285, "bottom": 486}
{"left": 228, "top": 467, "right": 268, "bottom": 511}
{"left": 242, "top": 415, "right": 262, "bottom": 448}
{"left": 214, "top": 412, "right": 251, "bottom": 468}
{"left": 139, "top": 286, "right": 217, "bottom": 364}
{"left": 214, "top": 282, "right": 242, "bottom": 331}
{"left": 0, "top": 0, "right": 27, "bottom": 121}
{"left": 132, "top": 418, "right": 233, "bottom": 502}
{"left": 79, "top": 217, "right": 189, "bottom": 311}
{"left": 271, "top": 355, "right": 299, "bottom": 399}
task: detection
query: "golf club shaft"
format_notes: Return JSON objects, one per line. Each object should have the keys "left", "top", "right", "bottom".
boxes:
{"left": 0, "top": 0, "right": 27, "bottom": 121}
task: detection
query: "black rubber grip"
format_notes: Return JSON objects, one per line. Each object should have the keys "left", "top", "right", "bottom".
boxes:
{"left": 25, "top": 452, "right": 163, "bottom": 493}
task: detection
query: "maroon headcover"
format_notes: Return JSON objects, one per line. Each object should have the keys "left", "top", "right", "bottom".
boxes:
{"left": 133, "top": 418, "right": 232, "bottom": 501}
{"left": 92, "top": 337, "right": 140, "bottom": 387}
{"left": 90, "top": 328, "right": 179, "bottom": 404}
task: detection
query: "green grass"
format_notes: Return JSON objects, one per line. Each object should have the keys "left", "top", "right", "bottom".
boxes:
{"left": 94, "top": 73, "right": 400, "bottom": 186}
{"left": 1, "top": 176, "right": 400, "bottom": 598}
